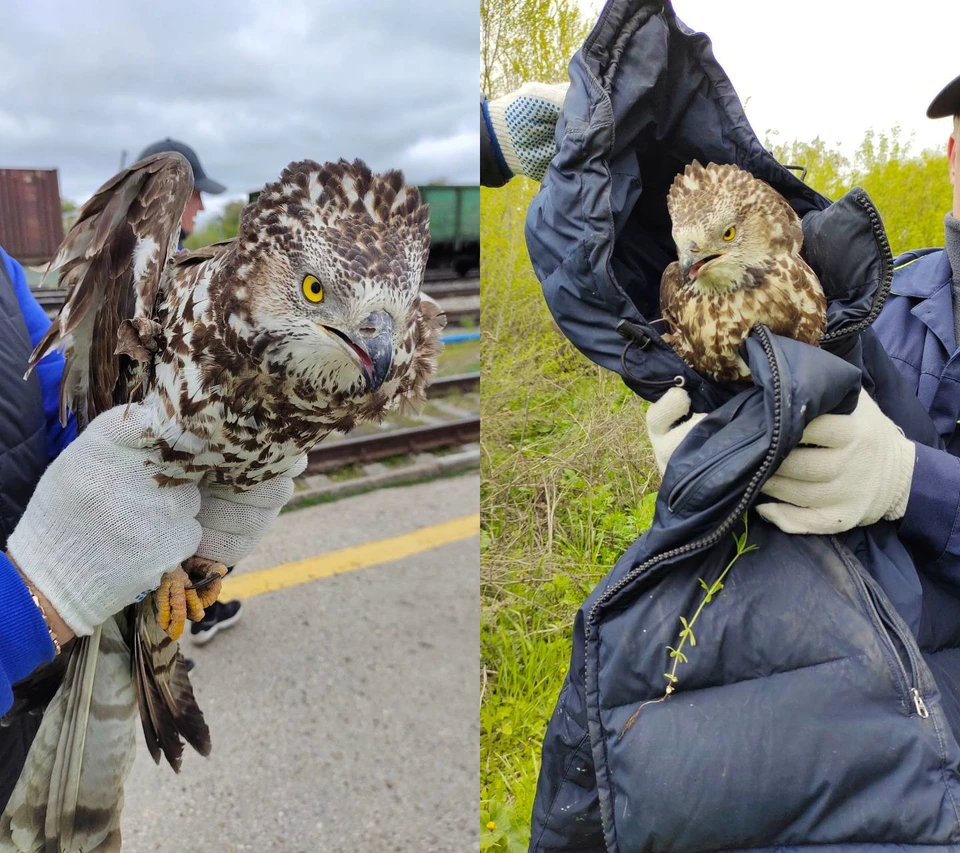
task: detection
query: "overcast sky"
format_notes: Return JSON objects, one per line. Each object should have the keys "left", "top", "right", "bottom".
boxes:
{"left": 0, "top": 0, "right": 478, "bottom": 223}
{"left": 578, "top": 0, "right": 958, "bottom": 159}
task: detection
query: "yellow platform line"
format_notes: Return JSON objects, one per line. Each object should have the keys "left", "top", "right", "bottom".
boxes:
{"left": 219, "top": 513, "right": 480, "bottom": 601}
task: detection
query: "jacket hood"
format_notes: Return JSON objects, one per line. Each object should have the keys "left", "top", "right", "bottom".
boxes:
{"left": 526, "top": 0, "right": 893, "bottom": 414}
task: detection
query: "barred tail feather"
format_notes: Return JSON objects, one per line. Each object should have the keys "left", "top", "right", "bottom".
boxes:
{"left": 0, "top": 617, "right": 137, "bottom": 853}
{"left": 134, "top": 598, "right": 210, "bottom": 770}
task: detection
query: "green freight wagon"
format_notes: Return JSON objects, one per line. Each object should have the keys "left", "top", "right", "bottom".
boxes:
{"left": 248, "top": 183, "right": 479, "bottom": 277}
{"left": 416, "top": 185, "right": 479, "bottom": 277}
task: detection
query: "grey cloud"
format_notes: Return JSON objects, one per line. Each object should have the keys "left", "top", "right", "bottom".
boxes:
{"left": 0, "top": 0, "right": 478, "bottom": 211}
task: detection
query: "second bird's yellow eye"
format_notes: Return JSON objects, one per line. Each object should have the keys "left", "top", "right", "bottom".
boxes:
{"left": 302, "top": 274, "right": 324, "bottom": 303}
{"left": 722, "top": 226, "right": 736, "bottom": 242}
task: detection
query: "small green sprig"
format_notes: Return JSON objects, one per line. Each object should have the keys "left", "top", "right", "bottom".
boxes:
{"left": 618, "top": 513, "right": 758, "bottom": 740}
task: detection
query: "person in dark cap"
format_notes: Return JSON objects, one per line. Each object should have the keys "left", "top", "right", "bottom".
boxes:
{"left": 134, "top": 138, "right": 244, "bottom": 647}
{"left": 136, "top": 138, "right": 226, "bottom": 245}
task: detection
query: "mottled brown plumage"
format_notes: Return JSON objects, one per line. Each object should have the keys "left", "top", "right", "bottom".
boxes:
{"left": 2, "top": 153, "right": 444, "bottom": 852}
{"left": 659, "top": 161, "right": 826, "bottom": 382}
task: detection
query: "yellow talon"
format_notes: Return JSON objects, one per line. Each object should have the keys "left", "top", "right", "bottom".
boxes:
{"left": 155, "top": 566, "right": 190, "bottom": 640}
{"left": 185, "top": 587, "right": 206, "bottom": 622}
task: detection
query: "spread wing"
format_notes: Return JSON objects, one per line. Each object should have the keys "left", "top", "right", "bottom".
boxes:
{"left": 29, "top": 152, "right": 193, "bottom": 427}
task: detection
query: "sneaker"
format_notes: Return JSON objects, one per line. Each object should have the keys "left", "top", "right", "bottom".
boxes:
{"left": 190, "top": 600, "right": 243, "bottom": 646}
{"left": 184, "top": 658, "right": 195, "bottom": 673}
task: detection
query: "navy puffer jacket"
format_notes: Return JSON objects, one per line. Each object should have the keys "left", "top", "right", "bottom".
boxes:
{"left": 526, "top": 1, "right": 960, "bottom": 850}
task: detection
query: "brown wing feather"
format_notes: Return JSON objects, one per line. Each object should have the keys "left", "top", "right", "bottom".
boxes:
{"left": 395, "top": 293, "right": 447, "bottom": 413}
{"left": 658, "top": 260, "right": 684, "bottom": 339}
{"left": 29, "top": 152, "right": 193, "bottom": 427}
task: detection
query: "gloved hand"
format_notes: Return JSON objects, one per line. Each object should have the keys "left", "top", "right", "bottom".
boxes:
{"left": 195, "top": 455, "right": 307, "bottom": 567}
{"left": 757, "top": 390, "right": 916, "bottom": 534}
{"left": 483, "top": 82, "right": 568, "bottom": 182}
{"left": 7, "top": 404, "right": 203, "bottom": 636}
{"left": 645, "top": 387, "right": 707, "bottom": 476}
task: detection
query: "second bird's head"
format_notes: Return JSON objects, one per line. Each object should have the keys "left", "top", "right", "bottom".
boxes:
{"left": 667, "top": 160, "right": 803, "bottom": 292}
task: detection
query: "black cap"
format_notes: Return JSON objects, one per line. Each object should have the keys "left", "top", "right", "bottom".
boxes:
{"left": 135, "top": 138, "right": 226, "bottom": 194}
{"left": 928, "top": 73, "right": 960, "bottom": 119}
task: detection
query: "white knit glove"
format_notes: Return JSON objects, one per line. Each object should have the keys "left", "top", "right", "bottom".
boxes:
{"left": 195, "top": 455, "right": 307, "bottom": 567}
{"left": 646, "top": 387, "right": 708, "bottom": 476}
{"left": 485, "top": 82, "right": 568, "bottom": 181}
{"left": 757, "top": 390, "right": 916, "bottom": 534}
{"left": 7, "top": 404, "right": 202, "bottom": 636}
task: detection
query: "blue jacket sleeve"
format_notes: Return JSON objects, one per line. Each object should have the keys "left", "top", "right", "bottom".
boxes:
{"left": 0, "top": 552, "right": 55, "bottom": 716}
{"left": 2, "top": 248, "right": 77, "bottom": 459}
{"left": 900, "top": 442, "right": 960, "bottom": 579}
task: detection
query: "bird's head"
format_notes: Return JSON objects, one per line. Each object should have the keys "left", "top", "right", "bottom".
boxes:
{"left": 666, "top": 161, "right": 803, "bottom": 291}
{"left": 216, "top": 159, "right": 430, "bottom": 400}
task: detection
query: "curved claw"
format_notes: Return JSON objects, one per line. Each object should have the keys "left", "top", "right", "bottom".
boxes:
{"left": 182, "top": 556, "right": 228, "bottom": 612}
{"left": 196, "top": 576, "right": 223, "bottom": 609}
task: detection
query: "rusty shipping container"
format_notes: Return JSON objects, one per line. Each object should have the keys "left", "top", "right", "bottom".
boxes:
{"left": 0, "top": 168, "right": 64, "bottom": 265}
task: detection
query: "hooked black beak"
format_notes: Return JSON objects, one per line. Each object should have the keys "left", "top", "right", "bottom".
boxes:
{"left": 322, "top": 311, "right": 394, "bottom": 391}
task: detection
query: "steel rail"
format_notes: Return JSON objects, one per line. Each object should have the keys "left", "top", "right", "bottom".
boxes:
{"left": 306, "top": 416, "right": 480, "bottom": 474}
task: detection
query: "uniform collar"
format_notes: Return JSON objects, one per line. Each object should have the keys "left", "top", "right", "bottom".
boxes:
{"left": 891, "top": 249, "right": 952, "bottom": 298}
{"left": 893, "top": 251, "right": 956, "bottom": 353}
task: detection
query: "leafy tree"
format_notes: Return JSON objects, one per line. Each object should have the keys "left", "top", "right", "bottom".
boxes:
{"left": 481, "top": 0, "right": 590, "bottom": 95}
{"left": 61, "top": 198, "right": 78, "bottom": 232}
{"left": 769, "top": 127, "right": 951, "bottom": 257}
{"left": 183, "top": 199, "right": 247, "bottom": 250}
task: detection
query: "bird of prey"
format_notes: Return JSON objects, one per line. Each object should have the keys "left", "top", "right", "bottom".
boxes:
{"left": 0, "top": 154, "right": 444, "bottom": 852}
{"left": 659, "top": 161, "right": 826, "bottom": 382}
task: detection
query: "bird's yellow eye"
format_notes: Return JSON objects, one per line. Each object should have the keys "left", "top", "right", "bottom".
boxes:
{"left": 302, "top": 275, "right": 324, "bottom": 303}
{"left": 722, "top": 226, "right": 736, "bottom": 242}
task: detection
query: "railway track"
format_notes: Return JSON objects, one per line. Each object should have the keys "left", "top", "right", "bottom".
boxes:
{"left": 306, "top": 416, "right": 480, "bottom": 474}
{"left": 423, "top": 269, "right": 479, "bottom": 282}
{"left": 423, "top": 280, "right": 480, "bottom": 299}
{"left": 26, "top": 279, "right": 482, "bottom": 479}
{"left": 305, "top": 371, "right": 478, "bottom": 474}
{"left": 428, "top": 372, "right": 479, "bottom": 396}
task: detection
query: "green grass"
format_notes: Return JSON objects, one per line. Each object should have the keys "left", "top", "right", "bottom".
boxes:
{"left": 437, "top": 339, "right": 481, "bottom": 376}
{"left": 480, "top": 182, "right": 660, "bottom": 848}
{"left": 327, "top": 463, "right": 365, "bottom": 482}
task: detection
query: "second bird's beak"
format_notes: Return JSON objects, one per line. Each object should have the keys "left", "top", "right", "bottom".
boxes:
{"left": 680, "top": 242, "right": 722, "bottom": 283}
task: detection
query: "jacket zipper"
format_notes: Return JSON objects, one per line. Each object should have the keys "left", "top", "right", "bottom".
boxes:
{"left": 587, "top": 324, "right": 784, "bottom": 630}
{"left": 843, "top": 552, "right": 929, "bottom": 718}
{"left": 666, "top": 428, "right": 757, "bottom": 514}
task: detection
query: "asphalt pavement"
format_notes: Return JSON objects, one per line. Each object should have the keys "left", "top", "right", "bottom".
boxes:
{"left": 121, "top": 473, "right": 480, "bottom": 852}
